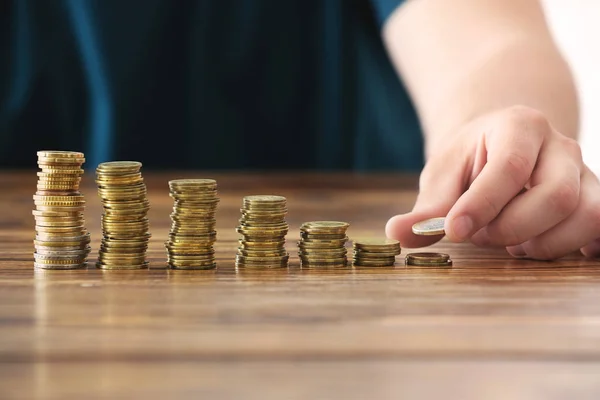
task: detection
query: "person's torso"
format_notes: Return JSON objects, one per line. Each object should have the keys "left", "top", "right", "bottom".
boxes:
{"left": 0, "top": 0, "right": 423, "bottom": 171}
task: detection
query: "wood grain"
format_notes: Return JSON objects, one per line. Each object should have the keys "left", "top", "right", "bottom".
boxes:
{"left": 1, "top": 171, "right": 600, "bottom": 399}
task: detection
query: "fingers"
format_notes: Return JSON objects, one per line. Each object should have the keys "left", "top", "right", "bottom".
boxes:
{"left": 471, "top": 138, "right": 581, "bottom": 247}
{"left": 445, "top": 107, "right": 547, "bottom": 242}
{"left": 386, "top": 153, "right": 464, "bottom": 248}
{"left": 506, "top": 169, "right": 600, "bottom": 260}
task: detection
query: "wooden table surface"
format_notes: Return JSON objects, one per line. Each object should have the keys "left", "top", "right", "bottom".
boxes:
{"left": 1, "top": 171, "right": 600, "bottom": 399}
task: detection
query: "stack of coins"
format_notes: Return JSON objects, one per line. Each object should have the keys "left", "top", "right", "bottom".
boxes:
{"left": 235, "top": 195, "right": 289, "bottom": 269}
{"left": 352, "top": 239, "right": 401, "bottom": 267}
{"left": 405, "top": 252, "right": 453, "bottom": 267}
{"left": 298, "top": 221, "right": 349, "bottom": 268}
{"left": 33, "top": 151, "right": 90, "bottom": 269}
{"left": 96, "top": 161, "right": 150, "bottom": 269}
{"left": 165, "top": 179, "right": 218, "bottom": 270}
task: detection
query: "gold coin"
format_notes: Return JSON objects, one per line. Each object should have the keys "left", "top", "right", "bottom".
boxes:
{"left": 169, "top": 178, "right": 216, "bottom": 188}
{"left": 37, "top": 150, "right": 84, "bottom": 158}
{"left": 405, "top": 252, "right": 453, "bottom": 266}
{"left": 238, "top": 248, "right": 288, "bottom": 257}
{"left": 353, "top": 238, "right": 400, "bottom": 250}
{"left": 97, "top": 160, "right": 142, "bottom": 171}
{"left": 101, "top": 201, "right": 149, "bottom": 210}
{"left": 35, "top": 248, "right": 90, "bottom": 257}
{"left": 300, "top": 221, "right": 349, "bottom": 232}
{"left": 352, "top": 256, "right": 397, "bottom": 265}
{"left": 354, "top": 250, "right": 399, "bottom": 259}
{"left": 243, "top": 194, "right": 286, "bottom": 203}
{"left": 96, "top": 262, "right": 148, "bottom": 270}
{"left": 412, "top": 217, "right": 446, "bottom": 236}
{"left": 241, "top": 208, "right": 287, "bottom": 215}
{"left": 36, "top": 187, "right": 80, "bottom": 193}
{"left": 34, "top": 256, "right": 87, "bottom": 265}
{"left": 33, "top": 194, "right": 84, "bottom": 202}
{"left": 37, "top": 162, "right": 83, "bottom": 169}
{"left": 300, "top": 232, "right": 347, "bottom": 241}
{"left": 300, "top": 261, "right": 348, "bottom": 269}
{"left": 37, "top": 158, "right": 85, "bottom": 167}
{"left": 168, "top": 261, "right": 216, "bottom": 270}
{"left": 235, "top": 258, "right": 288, "bottom": 269}
{"left": 353, "top": 262, "right": 395, "bottom": 267}
{"left": 34, "top": 262, "right": 87, "bottom": 270}
{"left": 37, "top": 154, "right": 84, "bottom": 162}
{"left": 35, "top": 224, "right": 86, "bottom": 232}
{"left": 96, "top": 172, "right": 142, "bottom": 182}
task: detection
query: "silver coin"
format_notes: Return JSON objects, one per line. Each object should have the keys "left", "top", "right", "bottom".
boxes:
{"left": 412, "top": 217, "right": 446, "bottom": 236}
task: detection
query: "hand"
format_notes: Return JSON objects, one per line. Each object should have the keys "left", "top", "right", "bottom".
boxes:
{"left": 386, "top": 105, "right": 600, "bottom": 260}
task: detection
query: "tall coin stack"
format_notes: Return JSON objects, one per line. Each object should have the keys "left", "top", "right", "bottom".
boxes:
{"left": 297, "top": 221, "right": 349, "bottom": 268}
{"left": 352, "top": 239, "right": 401, "bottom": 267}
{"left": 235, "top": 195, "right": 289, "bottom": 269}
{"left": 33, "top": 151, "right": 90, "bottom": 269}
{"left": 166, "top": 179, "right": 218, "bottom": 270}
{"left": 96, "top": 161, "right": 150, "bottom": 269}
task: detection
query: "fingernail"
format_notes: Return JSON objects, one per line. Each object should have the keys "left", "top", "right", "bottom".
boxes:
{"left": 507, "top": 244, "right": 526, "bottom": 258}
{"left": 451, "top": 216, "right": 473, "bottom": 241}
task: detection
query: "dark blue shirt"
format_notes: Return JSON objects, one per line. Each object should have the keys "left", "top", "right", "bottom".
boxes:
{"left": 0, "top": 0, "right": 423, "bottom": 171}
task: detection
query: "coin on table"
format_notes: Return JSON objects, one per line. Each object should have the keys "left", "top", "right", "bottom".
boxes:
{"left": 412, "top": 217, "right": 446, "bottom": 236}
{"left": 405, "top": 252, "right": 452, "bottom": 266}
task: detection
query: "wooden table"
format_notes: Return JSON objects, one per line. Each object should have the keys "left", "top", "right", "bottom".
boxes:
{"left": 1, "top": 171, "right": 600, "bottom": 399}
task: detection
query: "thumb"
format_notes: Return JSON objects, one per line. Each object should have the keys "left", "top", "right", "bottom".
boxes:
{"left": 386, "top": 157, "right": 466, "bottom": 248}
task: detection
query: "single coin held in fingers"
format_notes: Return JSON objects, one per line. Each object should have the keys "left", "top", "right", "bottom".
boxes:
{"left": 412, "top": 217, "right": 446, "bottom": 236}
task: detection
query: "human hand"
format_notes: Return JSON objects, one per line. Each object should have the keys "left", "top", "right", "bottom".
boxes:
{"left": 385, "top": 106, "right": 600, "bottom": 260}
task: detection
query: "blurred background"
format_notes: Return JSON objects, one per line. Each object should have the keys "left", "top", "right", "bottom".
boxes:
{"left": 0, "top": 1, "right": 598, "bottom": 173}
{"left": 542, "top": 0, "right": 600, "bottom": 175}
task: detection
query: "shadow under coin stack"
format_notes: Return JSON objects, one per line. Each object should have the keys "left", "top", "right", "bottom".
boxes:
{"left": 236, "top": 195, "right": 289, "bottom": 269}
{"left": 96, "top": 161, "right": 150, "bottom": 269}
{"left": 352, "top": 239, "right": 401, "bottom": 267}
{"left": 166, "top": 179, "right": 218, "bottom": 270}
{"left": 298, "top": 221, "right": 349, "bottom": 268}
{"left": 33, "top": 151, "right": 90, "bottom": 269}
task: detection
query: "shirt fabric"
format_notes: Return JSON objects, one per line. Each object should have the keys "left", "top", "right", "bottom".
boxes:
{"left": 0, "top": 0, "right": 423, "bottom": 171}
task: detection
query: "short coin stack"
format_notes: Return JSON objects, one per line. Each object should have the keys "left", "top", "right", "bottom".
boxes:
{"left": 352, "top": 239, "right": 401, "bottom": 267}
{"left": 166, "top": 179, "right": 218, "bottom": 270}
{"left": 298, "top": 221, "right": 349, "bottom": 268}
{"left": 96, "top": 161, "right": 150, "bottom": 269}
{"left": 33, "top": 151, "right": 90, "bottom": 269}
{"left": 236, "top": 195, "right": 289, "bottom": 269}
{"left": 405, "top": 252, "right": 453, "bottom": 267}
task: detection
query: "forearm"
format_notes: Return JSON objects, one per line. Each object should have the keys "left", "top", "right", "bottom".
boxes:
{"left": 422, "top": 39, "right": 578, "bottom": 158}
{"left": 383, "top": 0, "right": 579, "bottom": 159}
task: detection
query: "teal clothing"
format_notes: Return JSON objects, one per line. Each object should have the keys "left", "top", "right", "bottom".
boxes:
{"left": 0, "top": 0, "right": 423, "bottom": 171}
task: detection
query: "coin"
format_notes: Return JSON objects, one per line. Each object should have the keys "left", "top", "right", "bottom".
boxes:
{"left": 37, "top": 150, "right": 84, "bottom": 158}
{"left": 405, "top": 252, "right": 453, "bottom": 267}
{"left": 96, "top": 161, "right": 142, "bottom": 174}
{"left": 298, "top": 221, "right": 349, "bottom": 268}
{"left": 300, "top": 221, "right": 350, "bottom": 235}
{"left": 236, "top": 195, "right": 289, "bottom": 269}
{"left": 169, "top": 179, "right": 217, "bottom": 190}
{"left": 412, "top": 217, "right": 446, "bottom": 236}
